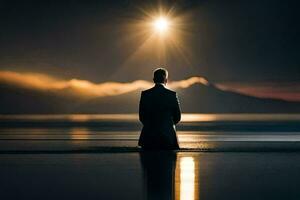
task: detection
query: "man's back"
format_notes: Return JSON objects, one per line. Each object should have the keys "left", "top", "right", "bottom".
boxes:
{"left": 138, "top": 84, "right": 181, "bottom": 149}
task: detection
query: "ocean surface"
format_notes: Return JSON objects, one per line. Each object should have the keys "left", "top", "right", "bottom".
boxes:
{"left": 1, "top": 113, "right": 300, "bottom": 151}
{"left": 2, "top": 114, "right": 300, "bottom": 200}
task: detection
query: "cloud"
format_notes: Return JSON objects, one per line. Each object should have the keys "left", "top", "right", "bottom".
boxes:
{"left": 1, "top": 70, "right": 299, "bottom": 102}
{"left": 168, "top": 76, "right": 209, "bottom": 88}
{"left": 0, "top": 71, "right": 209, "bottom": 97}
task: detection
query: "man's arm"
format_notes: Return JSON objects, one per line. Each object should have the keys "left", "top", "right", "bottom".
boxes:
{"left": 139, "top": 91, "right": 146, "bottom": 125}
{"left": 172, "top": 93, "right": 181, "bottom": 124}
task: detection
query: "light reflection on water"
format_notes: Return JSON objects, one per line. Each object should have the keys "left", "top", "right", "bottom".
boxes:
{"left": 182, "top": 113, "right": 300, "bottom": 122}
{"left": 1, "top": 113, "right": 300, "bottom": 122}
{"left": 1, "top": 113, "right": 300, "bottom": 149}
{"left": 141, "top": 153, "right": 199, "bottom": 200}
{"left": 70, "top": 128, "right": 90, "bottom": 140}
{"left": 176, "top": 156, "right": 199, "bottom": 200}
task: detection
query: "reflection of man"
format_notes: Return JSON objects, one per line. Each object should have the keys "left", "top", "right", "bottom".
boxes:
{"left": 139, "top": 151, "right": 177, "bottom": 200}
{"left": 138, "top": 68, "right": 181, "bottom": 150}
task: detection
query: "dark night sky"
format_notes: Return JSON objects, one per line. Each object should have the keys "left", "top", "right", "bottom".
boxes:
{"left": 0, "top": 0, "right": 299, "bottom": 83}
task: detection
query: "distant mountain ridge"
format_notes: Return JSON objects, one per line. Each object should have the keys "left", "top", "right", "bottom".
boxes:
{"left": 0, "top": 82, "right": 300, "bottom": 114}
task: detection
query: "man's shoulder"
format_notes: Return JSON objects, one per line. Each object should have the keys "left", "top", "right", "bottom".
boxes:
{"left": 142, "top": 86, "right": 176, "bottom": 95}
{"left": 161, "top": 88, "right": 177, "bottom": 98}
{"left": 141, "top": 87, "right": 154, "bottom": 95}
{"left": 164, "top": 87, "right": 176, "bottom": 94}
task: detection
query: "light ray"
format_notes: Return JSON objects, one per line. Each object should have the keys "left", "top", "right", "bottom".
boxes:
{"left": 114, "top": 4, "right": 193, "bottom": 78}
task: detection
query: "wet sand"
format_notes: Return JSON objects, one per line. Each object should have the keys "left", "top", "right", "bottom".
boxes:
{"left": 1, "top": 152, "right": 300, "bottom": 200}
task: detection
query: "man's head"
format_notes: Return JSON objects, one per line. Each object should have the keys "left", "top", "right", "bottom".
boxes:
{"left": 153, "top": 68, "right": 168, "bottom": 84}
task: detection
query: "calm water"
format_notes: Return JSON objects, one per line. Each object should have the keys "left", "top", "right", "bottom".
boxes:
{"left": 0, "top": 114, "right": 300, "bottom": 151}
{"left": 2, "top": 114, "right": 300, "bottom": 200}
{"left": 2, "top": 152, "right": 300, "bottom": 200}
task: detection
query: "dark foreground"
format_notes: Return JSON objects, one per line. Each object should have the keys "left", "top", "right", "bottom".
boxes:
{"left": 1, "top": 151, "right": 300, "bottom": 200}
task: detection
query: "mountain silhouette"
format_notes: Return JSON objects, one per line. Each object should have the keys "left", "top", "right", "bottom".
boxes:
{"left": 0, "top": 82, "right": 300, "bottom": 114}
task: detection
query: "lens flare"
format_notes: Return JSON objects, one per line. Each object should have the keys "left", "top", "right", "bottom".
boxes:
{"left": 118, "top": 5, "right": 193, "bottom": 73}
{"left": 153, "top": 17, "right": 170, "bottom": 34}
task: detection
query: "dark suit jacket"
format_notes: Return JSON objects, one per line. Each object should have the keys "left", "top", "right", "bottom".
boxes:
{"left": 138, "top": 84, "right": 181, "bottom": 149}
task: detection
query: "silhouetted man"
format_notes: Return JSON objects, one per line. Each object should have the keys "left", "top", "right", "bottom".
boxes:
{"left": 138, "top": 68, "right": 181, "bottom": 150}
